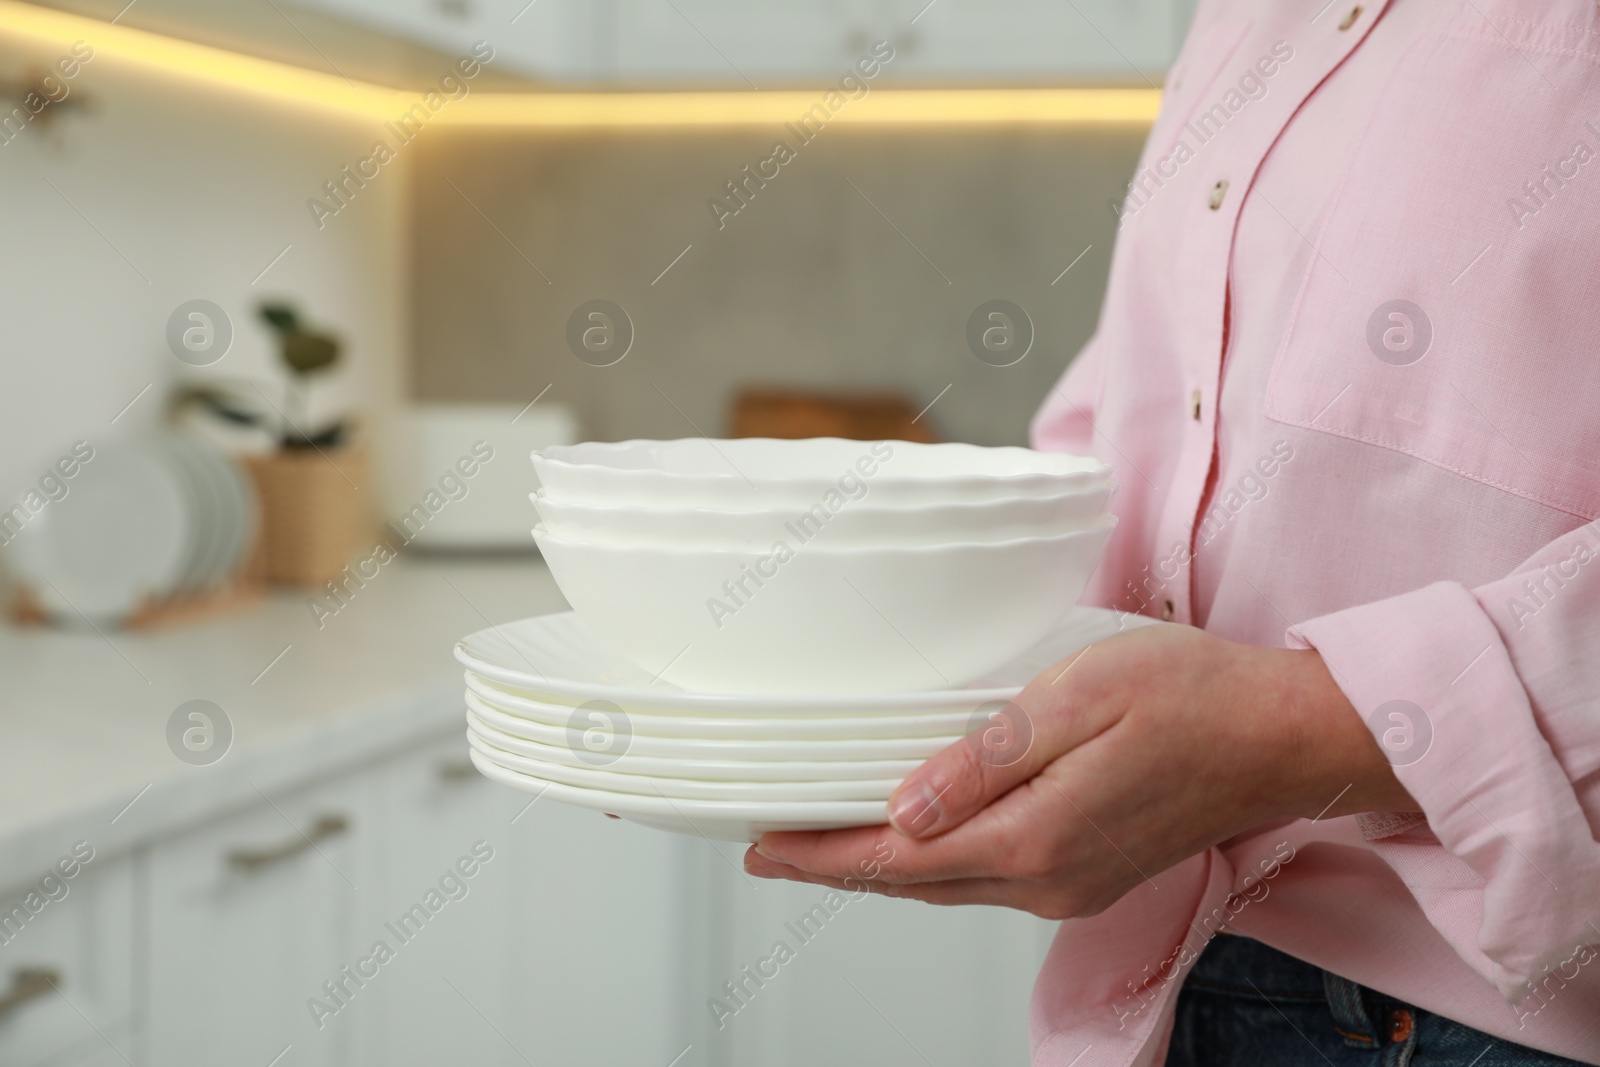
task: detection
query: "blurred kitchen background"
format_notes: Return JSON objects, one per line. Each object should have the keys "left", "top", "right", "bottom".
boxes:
{"left": 0, "top": 2, "right": 1190, "bottom": 1065}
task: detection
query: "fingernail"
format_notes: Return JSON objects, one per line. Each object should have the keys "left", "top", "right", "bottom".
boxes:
{"left": 889, "top": 780, "right": 942, "bottom": 837}
{"left": 753, "top": 841, "right": 783, "bottom": 862}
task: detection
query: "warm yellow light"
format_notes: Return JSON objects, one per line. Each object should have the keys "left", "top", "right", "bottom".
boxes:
{"left": 447, "top": 88, "right": 1162, "bottom": 127}
{"left": 0, "top": 0, "right": 1161, "bottom": 127}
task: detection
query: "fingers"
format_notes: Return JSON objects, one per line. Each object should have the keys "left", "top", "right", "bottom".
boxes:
{"left": 743, "top": 847, "right": 1037, "bottom": 910}
{"left": 889, "top": 648, "right": 1107, "bottom": 839}
{"left": 756, "top": 782, "right": 1045, "bottom": 884}
{"left": 888, "top": 725, "right": 1031, "bottom": 839}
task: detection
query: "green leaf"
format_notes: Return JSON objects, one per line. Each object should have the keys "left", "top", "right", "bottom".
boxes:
{"left": 259, "top": 303, "right": 300, "bottom": 334}
{"left": 283, "top": 333, "right": 340, "bottom": 375}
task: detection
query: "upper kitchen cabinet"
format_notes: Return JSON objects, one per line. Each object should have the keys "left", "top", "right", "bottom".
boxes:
{"left": 282, "top": 0, "right": 1196, "bottom": 87}
{"left": 599, "top": 0, "right": 1191, "bottom": 87}
{"left": 274, "top": 0, "right": 601, "bottom": 83}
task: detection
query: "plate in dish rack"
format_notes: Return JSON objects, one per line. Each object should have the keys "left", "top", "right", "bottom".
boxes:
{"left": 468, "top": 749, "right": 889, "bottom": 842}
{"left": 454, "top": 606, "right": 1160, "bottom": 713}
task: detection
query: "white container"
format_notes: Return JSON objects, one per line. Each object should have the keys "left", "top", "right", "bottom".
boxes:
{"left": 385, "top": 403, "right": 576, "bottom": 549}
{"left": 532, "top": 438, "right": 1109, "bottom": 508}
{"left": 532, "top": 518, "right": 1116, "bottom": 695}
{"left": 531, "top": 483, "right": 1112, "bottom": 550}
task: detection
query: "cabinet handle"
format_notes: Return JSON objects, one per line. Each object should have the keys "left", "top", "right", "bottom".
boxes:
{"left": 227, "top": 814, "right": 349, "bottom": 872}
{"left": 0, "top": 967, "right": 60, "bottom": 1020}
{"left": 437, "top": 759, "right": 478, "bottom": 783}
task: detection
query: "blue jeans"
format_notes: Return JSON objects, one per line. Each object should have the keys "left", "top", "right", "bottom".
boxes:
{"left": 1164, "top": 934, "right": 1589, "bottom": 1067}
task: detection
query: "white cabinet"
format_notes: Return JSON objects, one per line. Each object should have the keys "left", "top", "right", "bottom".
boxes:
{"left": 144, "top": 773, "right": 370, "bottom": 1067}
{"left": 0, "top": 854, "right": 135, "bottom": 1067}
{"left": 284, "top": 0, "right": 1193, "bottom": 85}
{"left": 0, "top": 721, "right": 1056, "bottom": 1067}
{"left": 606, "top": 0, "right": 1185, "bottom": 86}
{"left": 194, "top": 729, "right": 684, "bottom": 1067}
{"left": 452, "top": 757, "right": 694, "bottom": 1066}
{"left": 283, "top": 0, "right": 599, "bottom": 81}
{"left": 347, "top": 734, "right": 522, "bottom": 1067}
{"left": 699, "top": 840, "right": 1055, "bottom": 1067}
{"left": 348, "top": 731, "right": 692, "bottom": 1067}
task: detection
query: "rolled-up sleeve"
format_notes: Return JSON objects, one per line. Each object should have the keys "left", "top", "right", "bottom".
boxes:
{"left": 1287, "top": 521, "right": 1600, "bottom": 1001}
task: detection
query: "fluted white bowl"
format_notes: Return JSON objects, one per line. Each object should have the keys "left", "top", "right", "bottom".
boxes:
{"left": 532, "top": 483, "right": 1111, "bottom": 551}
{"left": 532, "top": 438, "right": 1109, "bottom": 508}
{"left": 533, "top": 518, "right": 1115, "bottom": 695}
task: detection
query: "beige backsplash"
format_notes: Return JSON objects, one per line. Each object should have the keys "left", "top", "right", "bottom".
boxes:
{"left": 408, "top": 125, "right": 1145, "bottom": 446}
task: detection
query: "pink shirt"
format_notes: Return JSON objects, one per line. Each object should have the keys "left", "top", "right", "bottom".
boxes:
{"left": 1028, "top": 0, "right": 1600, "bottom": 1063}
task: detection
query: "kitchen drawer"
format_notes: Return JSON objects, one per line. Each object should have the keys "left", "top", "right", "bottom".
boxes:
{"left": 0, "top": 852, "right": 135, "bottom": 1067}
{"left": 144, "top": 772, "right": 373, "bottom": 1067}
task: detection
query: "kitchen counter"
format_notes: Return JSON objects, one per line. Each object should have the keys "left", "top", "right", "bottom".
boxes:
{"left": 0, "top": 556, "right": 565, "bottom": 887}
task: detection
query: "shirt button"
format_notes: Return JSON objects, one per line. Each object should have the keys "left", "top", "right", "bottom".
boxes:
{"left": 1161, "top": 600, "right": 1175, "bottom": 622}
{"left": 1191, "top": 389, "right": 1202, "bottom": 421}
{"left": 1339, "top": 5, "right": 1364, "bottom": 31}
{"left": 1208, "top": 180, "right": 1229, "bottom": 210}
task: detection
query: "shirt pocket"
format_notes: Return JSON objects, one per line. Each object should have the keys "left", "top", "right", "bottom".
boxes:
{"left": 1262, "top": 24, "right": 1600, "bottom": 521}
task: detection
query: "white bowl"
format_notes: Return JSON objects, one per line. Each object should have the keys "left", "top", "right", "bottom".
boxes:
{"left": 466, "top": 674, "right": 973, "bottom": 739}
{"left": 466, "top": 710, "right": 926, "bottom": 781}
{"left": 469, "top": 749, "right": 888, "bottom": 841}
{"left": 533, "top": 518, "right": 1115, "bottom": 695}
{"left": 466, "top": 731, "right": 901, "bottom": 802}
{"left": 467, "top": 692, "right": 962, "bottom": 761}
{"left": 532, "top": 438, "right": 1109, "bottom": 508}
{"left": 531, "top": 483, "right": 1111, "bottom": 551}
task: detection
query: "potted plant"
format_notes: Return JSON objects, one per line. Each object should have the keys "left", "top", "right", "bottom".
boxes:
{"left": 238, "top": 302, "right": 368, "bottom": 587}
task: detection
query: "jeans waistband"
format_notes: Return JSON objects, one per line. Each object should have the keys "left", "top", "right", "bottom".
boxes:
{"left": 1187, "top": 934, "right": 1421, "bottom": 1066}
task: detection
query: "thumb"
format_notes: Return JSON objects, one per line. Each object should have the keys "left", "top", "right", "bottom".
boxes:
{"left": 888, "top": 697, "right": 1045, "bottom": 839}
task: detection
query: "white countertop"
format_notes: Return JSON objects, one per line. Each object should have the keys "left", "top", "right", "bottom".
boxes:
{"left": 0, "top": 556, "right": 566, "bottom": 886}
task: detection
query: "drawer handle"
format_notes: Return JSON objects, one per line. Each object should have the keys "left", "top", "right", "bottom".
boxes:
{"left": 0, "top": 967, "right": 60, "bottom": 1020}
{"left": 227, "top": 814, "right": 349, "bottom": 872}
{"left": 437, "top": 759, "right": 478, "bottom": 783}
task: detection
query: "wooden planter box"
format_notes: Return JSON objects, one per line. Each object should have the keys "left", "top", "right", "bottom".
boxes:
{"left": 242, "top": 446, "right": 370, "bottom": 587}
{"left": 730, "top": 388, "right": 940, "bottom": 443}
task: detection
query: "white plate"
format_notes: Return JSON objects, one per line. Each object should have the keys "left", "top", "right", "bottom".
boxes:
{"left": 468, "top": 748, "right": 888, "bottom": 841}
{"left": 187, "top": 442, "right": 254, "bottom": 588}
{"left": 10, "top": 441, "right": 193, "bottom": 623}
{"left": 465, "top": 673, "right": 975, "bottom": 738}
{"left": 150, "top": 437, "right": 215, "bottom": 592}
{"left": 466, "top": 691, "right": 962, "bottom": 761}
{"left": 455, "top": 606, "right": 1156, "bottom": 713}
{"left": 466, "top": 710, "right": 925, "bottom": 781}
{"left": 467, "top": 731, "right": 902, "bottom": 802}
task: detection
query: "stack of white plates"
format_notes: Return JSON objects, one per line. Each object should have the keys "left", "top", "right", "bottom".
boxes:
{"left": 8, "top": 435, "right": 257, "bottom": 625}
{"left": 457, "top": 608, "right": 1154, "bottom": 841}
{"left": 456, "top": 437, "right": 1135, "bottom": 840}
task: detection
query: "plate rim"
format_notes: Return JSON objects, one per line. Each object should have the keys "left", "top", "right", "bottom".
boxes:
{"left": 468, "top": 747, "right": 891, "bottom": 820}
{"left": 466, "top": 730, "right": 902, "bottom": 802}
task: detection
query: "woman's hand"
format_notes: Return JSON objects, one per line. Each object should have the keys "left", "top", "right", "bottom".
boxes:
{"left": 744, "top": 624, "right": 1418, "bottom": 918}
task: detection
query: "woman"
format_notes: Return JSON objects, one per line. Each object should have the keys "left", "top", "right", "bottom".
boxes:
{"left": 745, "top": 0, "right": 1600, "bottom": 1063}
